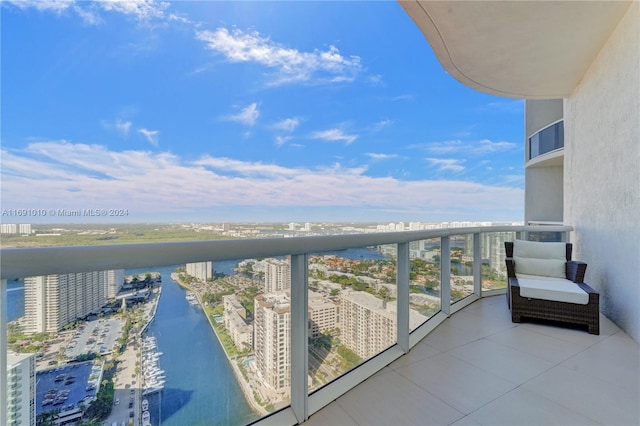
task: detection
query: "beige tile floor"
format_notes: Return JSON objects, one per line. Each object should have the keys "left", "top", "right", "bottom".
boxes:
{"left": 304, "top": 295, "right": 640, "bottom": 426}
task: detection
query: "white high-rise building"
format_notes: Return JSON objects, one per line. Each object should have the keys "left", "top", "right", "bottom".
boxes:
{"left": 340, "top": 291, "right": 396, "bottom": 359}
{"left": 6, "top": 352, "right": 35, "bottom": 426}
{"left": 222, "top": 295, "right": 253, "bottom": 351}
{"left": 340, "top": 291, "right": 426, "bottom": 359}
{"left": 185, "top": 261, "right": 213, "bottom": 282}
{"left": 23, "top": 272, "right": 109, "bottom": 333}
{"left": 264, "top": 258, "right": 291, "bottom": 293}
{"left": 1, "top": 224, "right": 18, "bottom": 234}
{"left": 308, "top": 291, "right": 339, "bottom": 338}
{"left": 18, "top": 224, "right": 31, "bottom": 235}
{"left": 104, "top": 269, "right": 125, "bottom": 298}
{"left": 254, "top": 292, "right": 291, "bottom": 393}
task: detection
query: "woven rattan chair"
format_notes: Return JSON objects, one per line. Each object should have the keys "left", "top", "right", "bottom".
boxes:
{"left": 505, "top": 241, "right": 599, "bottom": 335}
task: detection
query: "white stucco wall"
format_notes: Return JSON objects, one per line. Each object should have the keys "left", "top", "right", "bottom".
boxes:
{"left": 525, "top": 165, "right": 564, "bottom": 223}
{"left": 564, "top": 2, "right": 639, "bottom": 342}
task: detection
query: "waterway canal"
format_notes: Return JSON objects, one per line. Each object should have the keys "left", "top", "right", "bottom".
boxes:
{"left": 127, "top": 265, "right": 257, "bottom": 426}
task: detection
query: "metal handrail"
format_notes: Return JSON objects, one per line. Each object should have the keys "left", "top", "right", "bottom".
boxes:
{"left": 0, "top": 225, "right": 571, "bottom": 279}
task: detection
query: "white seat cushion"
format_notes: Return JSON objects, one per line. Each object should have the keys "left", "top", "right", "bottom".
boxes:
{"left": 516, "top": 274, "right": 589, "bottom": 305}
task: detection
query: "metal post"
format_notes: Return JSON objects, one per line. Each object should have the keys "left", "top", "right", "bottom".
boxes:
{"left": 396, "top": 243, "right": 410, "bottom": 354}
{"left": 441, "top": 237, "right": 451, "bottom": 315}
{"left": 290, "top": 254, "right": 308, "bottom": 424}
{"left": 473, "top": 233, "right": 482, "bottom": 296}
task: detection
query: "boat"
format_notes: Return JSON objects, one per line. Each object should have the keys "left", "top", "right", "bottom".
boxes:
{"left": 142, "top": 385, "right": 164, "bottom": 396}
{"left": 142, "top": 399, "right": 149, "bottom": 411}
{"left": 142, "top": 410, "right": 150, "bottom": 424}
{"left": 186, "top": 292, "right": 199, "bottom": 306}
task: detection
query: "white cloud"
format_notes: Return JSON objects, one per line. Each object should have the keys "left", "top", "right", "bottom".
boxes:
{"left": 98, "top": 0, "right": 168, "bottom": 21}
{"left": 115, "top": 120, "right": 132, "bottom": 136}
{"left": 275, "top": 136, "right": 292, "bottom": 147}
{"left": 138, "top": 128, "right": 159, "bottom": 146}
{"left": 101, "top": 119, "right": 133, "bottom": 136}
{"left": 7, "top": 0, "right": 191, "bottom": 26}
{"left": 195, "top": 28, "right": 363, "bottom": 86}
{"left": 310, "top": 129, "right": 358, "bottom": 145}
{"left": 392, "top": 94, "right": 415, "bottom": 102}
{"left": 0, "top": 141, "right": 523, "bottom": 220}
{"left": 418, "top": 139, "right": 516, "bottom": 155}
{"left": 427, "top": 158, "right": 465, "bottom": 173}
{"left": 225, "top": 103, "right": 260, "bottom": 127}
{"left": 372, "top": 119, "right": 393, "bottom": 132}
{"left": 272, "top": 118, "right": 300, "bottom": 133}
{"left": 475, "top": 139, "right": 516, "bottom": 153}
{"left": 366, "top": 153, "right": 398, "bottom": 161}
{"left": 6, "top": 0, "right": 75, "bottom": 13}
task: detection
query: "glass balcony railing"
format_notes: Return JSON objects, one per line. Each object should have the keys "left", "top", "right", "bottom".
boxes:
{"left": 1, "top": 224, "right": 572, "bottom": 425}
{"left": 528, "top": 120, "right": 564, "bottom": 160}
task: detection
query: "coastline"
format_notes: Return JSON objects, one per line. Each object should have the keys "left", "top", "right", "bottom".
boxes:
{"left": 170, "top": 272, "right": 268, "bottom": 417}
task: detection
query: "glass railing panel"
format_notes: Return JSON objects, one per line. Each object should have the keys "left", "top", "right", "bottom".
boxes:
{"left": 10, "top": 264, "right": 267, "bottom": 426}
{"left": 481, "top": 232, "right": 515, "bottom": 291}
{"left": 307, "top": 245, "right": 396, "bottom": 393}
{"left": 450, "top": 235, "right": 474, "bottom": 303}
{"left": 409, "top": 238, "right": 441, "bottom": 332}
{"left": 527, "top": 230, "right": 564, "bottom": 242}
{"left": 529, "top": 120, "right": 564, "bottom": 160}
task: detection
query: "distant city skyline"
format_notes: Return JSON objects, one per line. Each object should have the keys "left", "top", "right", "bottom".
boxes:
{"left": 2, "top": 1, "right": 524, "bottom": 224}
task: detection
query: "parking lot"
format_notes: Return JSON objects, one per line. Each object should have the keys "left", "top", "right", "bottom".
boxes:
{"left": 65, "top": 318, "right": 124, "bottom": 359}
{"left": 35, "top": 361, "right": 100, "bottom": 416}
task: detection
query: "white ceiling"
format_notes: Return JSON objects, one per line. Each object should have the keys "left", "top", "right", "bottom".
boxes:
{"left": 399, "top": 1, "right": 633, "bottom": 99}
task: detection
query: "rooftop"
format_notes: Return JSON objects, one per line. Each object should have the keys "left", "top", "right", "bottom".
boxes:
{"left": 304, "top": 295, "right": 640, "bottom": 425}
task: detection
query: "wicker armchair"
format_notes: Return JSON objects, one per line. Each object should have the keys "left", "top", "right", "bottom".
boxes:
{"left": 505, "top": 241, "right": 599, "bottom": 335}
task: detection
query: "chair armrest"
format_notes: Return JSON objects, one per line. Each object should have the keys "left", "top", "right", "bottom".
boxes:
{"left": 505, "top": 257, "right": 516, "bottom": 278}
{"left": 567, "top": 261, "right": 587, "bottom": 283}
{"left": 577, "top": 281, "right": 598, "bottom": 295}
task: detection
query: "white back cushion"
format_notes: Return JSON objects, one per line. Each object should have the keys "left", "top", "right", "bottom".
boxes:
{"left": 513, "top": 240, "right": 567, "bottom": 278}
{"left": 513, "top": 240, "right": 566, "bottom": 260}
{"left": 514, "top": 256, "right": 566, "bottom": 278}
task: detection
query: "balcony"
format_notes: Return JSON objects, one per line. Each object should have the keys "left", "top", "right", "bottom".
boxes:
{"left": 304, "top": 296, "right": 639, "bottom": 425}
{"left": 1, "top": 225, "right": 638, "bottom": 426}
{"left": 527, "top": 120, "right": 564, "bottom": 166}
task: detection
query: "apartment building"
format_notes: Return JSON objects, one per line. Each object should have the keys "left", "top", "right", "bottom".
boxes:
{"left": 264, "top": 258, "right": 291, "bottom": 293}
{"left": 6, "top": 352, "right": 35, "bottom": 426}
{"left": 341, "top": 291, "right": 396, "bottom": 359}
{"left": 23, "top": 272, "right": 109, "bottom": 333}
{"left": 104, "top": 269, "right": 125, "bottom": 299}
{"left": 308, "top": 291, "right": 339, "bottom": 339}
{"left": 340, "top": 290, "right": 427, "bottom": 359}
{"left": 254, "top": 292, "right": 291, "bottom": 394}
{"left": 222, "top": 294, "right": 253, "bottom": 351}
{"left": 185, "top": 261, "right": 213, "bottom": 282}
{"left": 1, "top": 224, "right": 18, "bottom": 234}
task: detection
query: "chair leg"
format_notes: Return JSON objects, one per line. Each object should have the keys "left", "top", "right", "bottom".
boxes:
{"left": 512, "top": 314, "right": 521, "bottom": 323}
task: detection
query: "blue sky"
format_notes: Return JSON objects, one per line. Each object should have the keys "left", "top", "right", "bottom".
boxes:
{"left": 1, "top": 1, "right": 524, "bottom": 224}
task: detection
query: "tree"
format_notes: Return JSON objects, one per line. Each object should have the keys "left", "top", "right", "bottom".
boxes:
{"left": 378, "top": 286, "right": 390, "bottom": 301}
{"left": 330, "top": 289, "right": 340, "bottom": 297}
